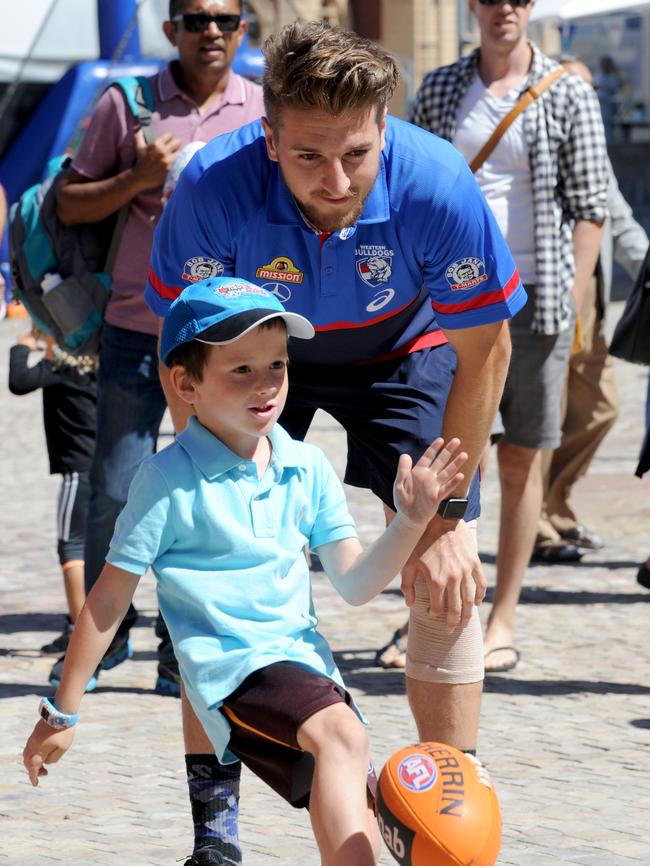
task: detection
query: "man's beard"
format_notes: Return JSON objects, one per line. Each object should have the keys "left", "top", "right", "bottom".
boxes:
{"left": 293, "top": 190, "right": 368, "bottom": 233}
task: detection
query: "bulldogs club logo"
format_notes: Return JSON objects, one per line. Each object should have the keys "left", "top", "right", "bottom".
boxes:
{"left": 182, "top": 256, "right": 225, "bottom": 283}
{"left": 397, "top": 754, "right": 438, "bottom": 793}
{"left": 357, "top": 255, "right": 392, "bottom": 287}
{"left": 445, "top": 257, "right": 488, "bottom": 291}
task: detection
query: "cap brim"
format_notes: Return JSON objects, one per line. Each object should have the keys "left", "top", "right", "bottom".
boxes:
{"left": 195, "top": 309, "right": 315, "bottom": 346}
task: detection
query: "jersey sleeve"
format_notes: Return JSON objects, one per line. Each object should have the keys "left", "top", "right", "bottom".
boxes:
{"left": 145, "top": 156, "right": 235, "bottom": 317}
{"left": 309, "top": 449, "right": 358, "bottom": 551}
{"left": 107, "top": 461, "right": 176, "bottom": 575}
{"left": 422, "top": 159, "right": 527, "bottom": 330}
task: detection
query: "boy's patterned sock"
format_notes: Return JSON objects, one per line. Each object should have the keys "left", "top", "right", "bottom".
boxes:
{"left": 185, "top": 753, "right": 242, "bottom": 864}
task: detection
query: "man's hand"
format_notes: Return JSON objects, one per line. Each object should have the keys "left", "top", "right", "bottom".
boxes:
{"left": 23, "top": 721, "right": 75, "bottom": 787}
{"left": 401, "top": 519, "right": 486, "bottom": 631}
{"left": 393, "top": 438, "right": 467, "bottom": 528}
{"left": 132, "top": 131, "right": 182, "bottom": 193}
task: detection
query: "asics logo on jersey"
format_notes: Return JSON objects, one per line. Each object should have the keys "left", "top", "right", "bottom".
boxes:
{"left": 366, "top": 288, "right": 395, "bottom": 312}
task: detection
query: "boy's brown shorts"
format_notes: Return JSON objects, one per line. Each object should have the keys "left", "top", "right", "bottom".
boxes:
{"left": 221, "top": 661, "right": 378, "bottom": 809}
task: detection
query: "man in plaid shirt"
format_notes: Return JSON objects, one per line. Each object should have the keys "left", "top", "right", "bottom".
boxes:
{"left": 410, "top": 0, "right": 608, "bottom": 673}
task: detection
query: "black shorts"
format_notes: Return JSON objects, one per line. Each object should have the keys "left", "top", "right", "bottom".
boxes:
{"left": 221, "top": 662, "right": 377, "bottom": 809}
{"left": 280, "top": 344, "right": 480, "bottom": 518}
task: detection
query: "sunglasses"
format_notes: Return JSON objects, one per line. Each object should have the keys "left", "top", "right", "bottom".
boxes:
{"left": 477, "top": 0, "right": 531, "bottom": 5}
{"left": 172, "top": 12, "right": 241, "bottom": 33}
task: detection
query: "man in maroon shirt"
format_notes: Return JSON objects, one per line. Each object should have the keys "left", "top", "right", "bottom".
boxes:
{"left": 47, "top": 4, "right": 263, "bottom": 863}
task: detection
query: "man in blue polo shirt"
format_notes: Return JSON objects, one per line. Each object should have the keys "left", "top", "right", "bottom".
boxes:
{"left": 146, "top": 20, "right": 525, "bottom": 866}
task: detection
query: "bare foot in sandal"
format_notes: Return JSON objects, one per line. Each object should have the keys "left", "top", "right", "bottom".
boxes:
{"left": 375, "top": 623, "right": 408, "bottom": 668}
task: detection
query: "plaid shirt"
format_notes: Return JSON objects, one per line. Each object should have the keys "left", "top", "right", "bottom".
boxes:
{"left": 410, "top": 43, "right": 609, "bottom": 335}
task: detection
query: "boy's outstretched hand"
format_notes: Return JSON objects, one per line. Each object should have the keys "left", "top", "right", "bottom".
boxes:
{"left": 393, "top": 438, "right": 467, "bottom": 528}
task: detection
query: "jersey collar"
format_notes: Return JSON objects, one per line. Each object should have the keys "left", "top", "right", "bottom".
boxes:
{"left": 265, "top": 157, "right": 390, "bottom": 230}
{"left": 177, "top": 416, "right": 306, "bottom": 480}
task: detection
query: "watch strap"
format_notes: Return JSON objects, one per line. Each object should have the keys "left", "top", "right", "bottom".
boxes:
{"left": 39, "top": 696, "right": 78, "bottom": 729}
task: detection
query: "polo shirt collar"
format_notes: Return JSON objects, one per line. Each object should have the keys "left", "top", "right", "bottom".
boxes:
{"left": 177, "top": 416, "right": 306, "bottom": 479}
{"left": 265, "top": 157, "right": 390, "bottom": 228}
{"left": 157, "top": 62, "right": 245, "bottom": 108}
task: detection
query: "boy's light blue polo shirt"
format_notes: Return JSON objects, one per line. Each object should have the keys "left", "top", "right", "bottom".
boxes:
{"left": 107, "top": 416, "right": 358, "bottom": 760}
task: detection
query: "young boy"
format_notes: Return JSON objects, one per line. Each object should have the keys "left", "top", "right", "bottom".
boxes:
{"left": 23, "top": 277, "right": 467, "bottom": 866}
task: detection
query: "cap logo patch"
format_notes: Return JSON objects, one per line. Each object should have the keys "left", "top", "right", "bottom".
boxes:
{"left": 256, "top": 256, "right": 304, "bottom": 283}
{"left": 215, "top": 282, "right": 270, "bottom": 299}
{"left": 445, "top": 257, "right": 488, "bottom": 291}
{"left": 183, "top": 256, "right": 225, "bottom": 282}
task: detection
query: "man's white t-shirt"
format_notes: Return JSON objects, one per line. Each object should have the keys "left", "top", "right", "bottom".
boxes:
{"left": 453, "top": 72, "right": 537, "bottom": 284}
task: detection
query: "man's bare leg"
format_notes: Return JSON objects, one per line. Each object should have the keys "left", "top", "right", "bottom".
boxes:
{"left": 407, "top": 679, "right": 482, "bottom": 750}
{"left": 484, "top": 440, "right": 543, "bottom": 671}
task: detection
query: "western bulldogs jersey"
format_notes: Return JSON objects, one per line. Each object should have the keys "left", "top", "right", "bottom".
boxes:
{"left": 146, "top": 116, "right": 526, "bottom": 365}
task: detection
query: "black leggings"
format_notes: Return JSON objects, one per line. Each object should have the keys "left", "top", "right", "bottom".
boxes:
{"left": 56, "top": 471, "right": 91, "bottom": 566}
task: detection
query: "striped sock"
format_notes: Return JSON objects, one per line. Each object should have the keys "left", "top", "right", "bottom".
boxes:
{"left": 186, "top": 754, "right": 242, "bottom": 863}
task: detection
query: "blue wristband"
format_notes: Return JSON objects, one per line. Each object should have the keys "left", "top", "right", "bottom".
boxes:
{"left": 39, "top": 696, "right": 78, "bottom": 729}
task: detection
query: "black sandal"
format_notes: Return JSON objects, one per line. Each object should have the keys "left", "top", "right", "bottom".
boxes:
{"left": 375, "top": 626, "right": 408, "bottom": 669}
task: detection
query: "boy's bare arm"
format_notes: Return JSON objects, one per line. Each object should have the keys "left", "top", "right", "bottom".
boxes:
{"left": 22, "top": 563, "right": 141, "bottom": 787}
{"left": 318, "top": 439, "right": 467, "bottom": 606}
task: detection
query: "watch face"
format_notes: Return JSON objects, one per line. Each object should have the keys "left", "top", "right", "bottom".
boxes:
{"left": 440, "top": 498, "right": 468, "bottom": 520}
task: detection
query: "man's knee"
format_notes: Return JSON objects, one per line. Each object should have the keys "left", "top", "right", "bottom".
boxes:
{"left": 407, "top": 602, "right": 484, "bottom": 685}
{"left": 498, "top": 441, "right": 541, "bottom": 486}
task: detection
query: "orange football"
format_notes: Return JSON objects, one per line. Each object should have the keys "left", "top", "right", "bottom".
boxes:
{"left": 377, "top": 742, "right": 501, "bottom": 866}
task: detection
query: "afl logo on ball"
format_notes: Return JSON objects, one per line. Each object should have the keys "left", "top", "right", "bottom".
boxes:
{"left": 397, "top": 754, "right": 438, "bottom": 792}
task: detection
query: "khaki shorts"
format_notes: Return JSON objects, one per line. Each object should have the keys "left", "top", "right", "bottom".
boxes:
{"left": 406, "top": 521, "right": 485, "bottom": 685}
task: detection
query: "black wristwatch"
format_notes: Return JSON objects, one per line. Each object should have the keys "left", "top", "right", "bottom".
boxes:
{"left": 437, "top": 497, "right": 469, "bottom": 520}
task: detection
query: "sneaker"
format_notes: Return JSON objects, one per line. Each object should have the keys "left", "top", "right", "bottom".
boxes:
{"left": 49, "top": 655, "right": 99, "bottom": 693}
{"left": 48, "top": 632, "right": 133, "bottom": 692}
{"left": 183, "top": 848, "right": 238, "bottom": 866}
{"left": 559, "top": 524, "right": 605, "bottom": 551}
{"left": 100, "top": 632, "right": 133, "bottom": 671}
{"left": 41, "top": 617, "right": 73, "bottom": 654}
{"left": 155, "top": 657, "right": 181, "bottom": 698}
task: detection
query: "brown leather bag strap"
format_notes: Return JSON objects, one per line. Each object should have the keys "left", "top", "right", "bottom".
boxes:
{"left": 469, "top": 67, "right": 566, "bottom": 174}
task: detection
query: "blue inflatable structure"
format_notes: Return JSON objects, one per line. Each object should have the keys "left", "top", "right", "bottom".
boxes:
{"left": 0, "top": 0, "right": 263, "bottom": 298}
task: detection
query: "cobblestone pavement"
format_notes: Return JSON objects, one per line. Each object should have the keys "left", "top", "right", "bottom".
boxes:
{"left": 1, "top": 306, "right": 649, "bottom": 866}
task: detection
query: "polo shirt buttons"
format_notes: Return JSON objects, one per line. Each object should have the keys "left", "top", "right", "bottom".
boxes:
{"left": 238, "top": 464, "right": 246, "bottom": 472}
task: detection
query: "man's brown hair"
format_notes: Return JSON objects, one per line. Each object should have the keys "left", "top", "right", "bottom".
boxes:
{"left": 262, "top": 20, "right": 399, "bottom": 128}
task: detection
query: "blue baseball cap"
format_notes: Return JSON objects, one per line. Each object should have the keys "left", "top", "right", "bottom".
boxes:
{"left": 161, "top": 277, "right": 314, "bottom": 366}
